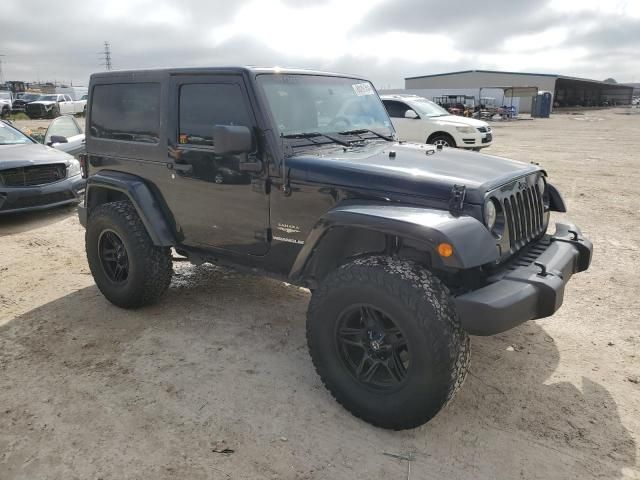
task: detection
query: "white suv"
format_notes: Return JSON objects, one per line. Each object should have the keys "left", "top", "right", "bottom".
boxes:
{"left": 381, "top": 94, "right": 493, "bottom": 150}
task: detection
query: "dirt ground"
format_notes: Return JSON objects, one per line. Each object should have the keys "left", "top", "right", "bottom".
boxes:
{"left": 1, "top": 109, "right": 639, "bottom": 479}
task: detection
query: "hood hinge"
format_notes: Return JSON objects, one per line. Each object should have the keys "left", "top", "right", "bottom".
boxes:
{"left": 449, "top": 184, "right": 466, "bottom": 215}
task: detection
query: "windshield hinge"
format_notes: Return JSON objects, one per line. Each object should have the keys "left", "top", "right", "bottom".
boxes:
{"left": 449, "top": 184, "right": 466, "bottom": 215}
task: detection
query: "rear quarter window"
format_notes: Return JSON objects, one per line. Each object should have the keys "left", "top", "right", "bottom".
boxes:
{"left": 90, "top": 83, "right": 160, "bottom": 143}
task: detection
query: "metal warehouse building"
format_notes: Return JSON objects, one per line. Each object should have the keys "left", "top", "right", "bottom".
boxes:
{"left": 403, "top": 70, "right": 634, "bottom": 113}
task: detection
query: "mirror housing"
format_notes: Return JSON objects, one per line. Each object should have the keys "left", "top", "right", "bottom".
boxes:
{"left": 213, "top": 125, "right": 253, "bottom": 155}
{"left": 48, "top": 135, "right": 68, "bottom": 145}
{"left": 404, "top": 110, "right": 419, "bottom": 119}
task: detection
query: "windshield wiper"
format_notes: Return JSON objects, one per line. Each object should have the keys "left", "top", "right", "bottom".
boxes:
{"left": 338, "top": 129, "right": 395, "bottom": 141}
{"left": 282, "top": 132, "right": 351, "bottom": 147}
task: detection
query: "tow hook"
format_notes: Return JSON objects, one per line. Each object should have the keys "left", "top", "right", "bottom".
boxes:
{"left": 534, "top": 261, "right": 548, "bottom": 277}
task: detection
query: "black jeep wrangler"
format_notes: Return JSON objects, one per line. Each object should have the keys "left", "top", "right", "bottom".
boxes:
{"left": 79, "top": 67, "right": 592, "bottom": 430}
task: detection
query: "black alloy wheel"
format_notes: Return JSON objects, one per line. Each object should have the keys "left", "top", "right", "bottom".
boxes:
{"left": 98, "top": 229, "right": 129, "bottom": 283}
{"left": 336, "top": 305, "right": 409, "bottom": 390}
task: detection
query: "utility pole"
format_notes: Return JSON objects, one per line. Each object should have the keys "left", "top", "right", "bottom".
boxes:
{"left": 101, "top": 42, "right": 112, "bottom": 71}
{"left": 0, "top": 55, "right": 5, "bottom": 85}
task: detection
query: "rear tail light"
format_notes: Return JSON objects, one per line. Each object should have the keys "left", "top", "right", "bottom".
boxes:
{"left": 79, "top": 153, "right": 88, "bottom": 179}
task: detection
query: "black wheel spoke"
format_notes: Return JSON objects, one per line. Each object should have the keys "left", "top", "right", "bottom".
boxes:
{"left": 338, "top": 327, "right": 365, "bottom": 348}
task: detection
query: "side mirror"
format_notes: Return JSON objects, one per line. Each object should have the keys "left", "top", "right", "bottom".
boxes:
{"left": 48, "top": 135, "right": 68, "bottom": 145}
{"left": 213, "top": 125, "right": 253, "bottom": 155}
{"left": 404, "top": 110, "right": 419, "bottom": 119}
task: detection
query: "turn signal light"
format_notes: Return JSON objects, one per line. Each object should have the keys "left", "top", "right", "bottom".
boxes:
{"left": 437, "top": 242, "right": 454, "bottom": 258}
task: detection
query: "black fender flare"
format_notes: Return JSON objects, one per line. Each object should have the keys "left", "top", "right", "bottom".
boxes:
{"left": 82, "top": 170, "right": 176, "bottom": 246}
{"left": 547, "top": 182, "right": 567, "bottom": 212}
{"left": 289, "top": 203, "right": 498, "bottom": 283}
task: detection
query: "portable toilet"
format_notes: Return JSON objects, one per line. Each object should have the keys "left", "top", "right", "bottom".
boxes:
{"left": 531, "top": 92, "right": 552, "bottom": 118}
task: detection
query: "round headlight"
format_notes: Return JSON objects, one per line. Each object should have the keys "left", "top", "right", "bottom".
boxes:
{"left": 537, "top": 176, "right": 546, "bottom": 194}
{"left": 484, "top": 199, "right": 497, "bottom": 230}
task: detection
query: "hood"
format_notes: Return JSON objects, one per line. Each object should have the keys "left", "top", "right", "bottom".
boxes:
{"left": 29, "top": 101, "right": 55, "bottom": 106}
{"left": 432, "top": 115, "right": 488, "bottom": 128}
{"left": 286, "top": 141, "right": 538, "bottom": 204}
{"left": 0, "top": 142, "right": 73, "bottom": 170}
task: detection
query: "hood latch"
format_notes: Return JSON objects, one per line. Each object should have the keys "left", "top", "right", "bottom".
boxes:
{"left": 449, "top": 184, "right": 466, "bottom": 215}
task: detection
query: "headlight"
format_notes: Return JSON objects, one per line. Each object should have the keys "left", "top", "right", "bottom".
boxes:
{"left": 67, "top": 159, "right": 81, "bottom": 177}
{"left": 484, "top": 199, "right": 497, "bottom": 230}
{"left": 455, "top": 126, "right": 475, "bottom": 134}
{"left": 537, "top": 175, "right": 546, "bottom": 194}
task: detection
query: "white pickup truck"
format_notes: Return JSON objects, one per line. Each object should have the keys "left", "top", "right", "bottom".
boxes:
{"left": 24, "top": 94, "right": 85, "bottom": 119}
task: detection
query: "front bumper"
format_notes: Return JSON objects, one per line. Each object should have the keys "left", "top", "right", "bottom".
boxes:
{"left": 459, "top": 131, "right": 492, "bottom": 149}
{"left": 0, "top": 175, "right": 86, "bottom": 215}
{"left": 455, "top": 222, "right": 593, "bottom": 335}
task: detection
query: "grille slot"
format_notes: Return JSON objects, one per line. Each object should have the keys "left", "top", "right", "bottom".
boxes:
{"left": 0, "top": 164, "right": 67, "bottom": 187}
{"left": 502, "top": 183, "right": 545, "bottom": 251}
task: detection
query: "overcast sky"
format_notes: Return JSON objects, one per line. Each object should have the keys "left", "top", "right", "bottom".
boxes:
{"left": 2, "top": 0, "right": 639, "bottom": 88}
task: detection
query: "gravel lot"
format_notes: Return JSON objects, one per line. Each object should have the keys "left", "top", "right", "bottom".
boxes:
{"left": 1, "top": 109, "right": 639, "bottom": 479}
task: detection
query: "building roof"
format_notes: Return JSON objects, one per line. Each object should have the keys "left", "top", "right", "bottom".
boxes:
{"left": 405, "top": 70, "right": 634, "bottom": 89}
{"left": 405, "top": 69, "right": 559, "bottom": 80}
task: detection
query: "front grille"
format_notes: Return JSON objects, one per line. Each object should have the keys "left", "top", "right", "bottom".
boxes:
{"left": 502, "top": 181, "right": 545, "bottom": 251}
{"left": 0, "top": 164, "right": 67, "bottom": 187}
{"left": 2, "top": 191, "right": 75, "bottom": 211}
{"left": 25, "top": 104, "right": 45, "bottom": 116}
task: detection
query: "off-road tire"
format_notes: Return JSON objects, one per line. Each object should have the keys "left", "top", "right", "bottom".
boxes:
{"left": 1, "top": 107, "right": 8, "bottom": 119}
{"left": 307, "top": 256, "right": 470, "bottom": 430}
{"left": 86, "top": 200, "right": 173, "bottom": 308}
{"left": 428, "top": 133, "right": 457, "bottom": 148}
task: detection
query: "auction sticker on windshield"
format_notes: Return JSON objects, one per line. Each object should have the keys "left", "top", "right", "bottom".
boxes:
{"left": 352, "top": 82, "right": 374, "bottom": 96}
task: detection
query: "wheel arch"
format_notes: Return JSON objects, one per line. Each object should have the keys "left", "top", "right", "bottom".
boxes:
{"left": 84, "top": 170, "right": 176, "bottom": 246}
{"left": 289, "top": 203, "right": 498, "bottom": 288}
{"left": 427, "top": 131, "right": 456, "bottom": 144}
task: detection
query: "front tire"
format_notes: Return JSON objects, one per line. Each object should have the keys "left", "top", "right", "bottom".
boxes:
{"left": 428, "top": 133, "right": 457, "bottom": 148}
{"left": 307, "top": 256, "right": 470, "bottom": 430}
{"left": 50, "top": 106, "right": 60, "bottom": 118}
{"left": 86, "top": 200, "right": 173, "bottom": 308}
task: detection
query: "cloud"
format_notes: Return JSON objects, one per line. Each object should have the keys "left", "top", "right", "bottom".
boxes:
{"left": 1, "top": 0, "right": 638, "bottom": 88}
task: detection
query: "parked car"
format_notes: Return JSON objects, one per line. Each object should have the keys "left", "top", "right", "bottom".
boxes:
{"left": 11, "top": 92, "right": 41, "bottom": 113}
{"left": 43, "top": 115, "right": 85, "bottom": 157}
{"left": 25, "top": 94, "right": 85, "bottom": 119}
{"left": 381, "top": 94, "right": 493, "bottom": 150}
{"left": 78, "top": 67, "right": 591, "bottom": 430}
{"left": 0, "top": 119, "right": 85, "bottom": 214}
{"left": 0, "top": 91, "right": 13, "bottom": 118}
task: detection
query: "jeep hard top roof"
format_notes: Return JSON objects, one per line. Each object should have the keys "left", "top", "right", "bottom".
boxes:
{"left": 89, "top": 66, "right": 368, "bottom": 82}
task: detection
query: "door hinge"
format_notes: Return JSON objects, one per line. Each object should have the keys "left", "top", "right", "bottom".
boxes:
{"left": 449, "top": 184, "right": 466, "bottom": 215}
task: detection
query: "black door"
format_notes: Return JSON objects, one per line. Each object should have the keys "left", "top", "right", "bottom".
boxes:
{"left": 164, "top": 75, "right": 269, "bottom": 255}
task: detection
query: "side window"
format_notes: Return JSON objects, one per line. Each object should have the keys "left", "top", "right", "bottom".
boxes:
{"left": 383, "top": 100, "right": 411, "bottom": 118}
{"left": 90, "top": 83, "right": 160, "bottom": 143}
{"left": 178, "top": 83, "right": 252, "bottom": 147}
{"left": 65, "top": 95, "right": 73, "bottom": 102}
{"left": 45, "top": 116, "right": 81, "bottom": 144}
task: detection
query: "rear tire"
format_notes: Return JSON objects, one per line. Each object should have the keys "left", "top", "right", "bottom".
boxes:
{"left": 307, "top": 256, "right": 470, "bottom": 430}
{"left": 428, "top": 133, "right": 457, "bottom": 148}
{"left": 86, "top": 200, "right": 173, "bottom": 308}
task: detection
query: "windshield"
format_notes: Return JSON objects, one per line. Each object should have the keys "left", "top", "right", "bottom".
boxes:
{"left": 0, "top": 122, "right": 35, "bottom": 145}
{"left": 38, "top": 95, "right": 58, "bottom": 101}
{"left": 406, "top": 98, "right": 449, "bottom": 118}
{"left": 23, "top": 93, "right": 40, "bottom": 101}
{"left": 257, "top": 74, "right": 393, "bottom": 137}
